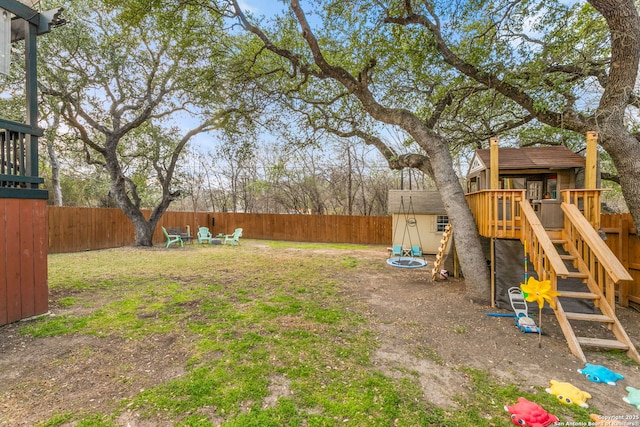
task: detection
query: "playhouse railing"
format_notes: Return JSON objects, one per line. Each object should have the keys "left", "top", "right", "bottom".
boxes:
{"left": 465, "top": 189, "right": 524, "bottom": 239}
{"left": 562, "top": 189, "right": 602, "bottom": 230}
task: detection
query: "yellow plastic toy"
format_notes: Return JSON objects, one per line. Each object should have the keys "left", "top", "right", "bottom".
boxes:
{"left": 545, "top": 380, "right": 592, "bottom": 408}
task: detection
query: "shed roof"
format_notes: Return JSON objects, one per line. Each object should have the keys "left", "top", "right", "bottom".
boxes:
{"left": 388, "top": 190, "right": 446, "bottom": 215}
{"left": 472, "top": 146, "right": 585, "bottom": 173}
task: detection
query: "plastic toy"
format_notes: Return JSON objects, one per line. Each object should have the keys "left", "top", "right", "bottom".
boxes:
{"left": 508, "top": 287, "right": 540, "bottom": 333}
{"left": 545, "top": 380, "right": 592, "bottom": 408}
{"left": 623, "top": 386, "right": 640, "bottom": 410}
{"left": 504, "top": 397, "right": 559, "bottom": 426}
{"left": 577, "top": 364, "right": 624, "bottom": 386}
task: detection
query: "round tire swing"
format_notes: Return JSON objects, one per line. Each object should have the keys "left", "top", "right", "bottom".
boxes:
{"left": 387, "top": 195, "right": 428, "bottom": 269}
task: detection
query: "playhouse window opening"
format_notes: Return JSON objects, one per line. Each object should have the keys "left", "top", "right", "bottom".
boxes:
{"left": 436, "top": 215, "right": 449, "bottom": 232}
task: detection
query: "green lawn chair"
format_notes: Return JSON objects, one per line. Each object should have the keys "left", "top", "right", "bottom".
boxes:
{"left": 197, "top": 227, "right": 213, "bottom": 244}
{"left": 223, "top": 228, "right": 243, "bottom": 246}
{"left": 162, "top": 226, "right": 184, "bottom": 248}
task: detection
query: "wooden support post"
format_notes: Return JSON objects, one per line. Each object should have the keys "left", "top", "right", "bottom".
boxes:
{"left": 490, "top": 138, "right": 499, "bottom": 190}
{"left": 490, "top": 238, "right": 495, "bottom": 307}
{"left": 585, "top": 132, "right": 598, "bottom": 190}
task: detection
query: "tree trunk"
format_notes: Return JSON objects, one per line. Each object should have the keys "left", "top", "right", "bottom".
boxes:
{"left": 45, "top": 110, "right": 63, "bottom": 206}
{"left": 104, "top": 150, "right": 156, "bottom": 246}
{"left": 131, "top": 213, "right": 155, "bottom": 246}
{"left": 596, "top": 129, "right": 640, "bottom": 233}
{"left": 111, "top": 182, "right": 155, "bottom": 246}
{"left": 46, "top": 138, "right": 63, "bottom": 206}
{"left": 587, "top": 0, "right": 640, "bottom": 233}
{"left": 409, "top": 128, "right": 490, "bottom": 304}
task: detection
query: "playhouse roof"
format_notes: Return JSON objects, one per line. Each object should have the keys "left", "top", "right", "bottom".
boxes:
{"left": 469, "top": 146, "right": 585, "bottom": 176}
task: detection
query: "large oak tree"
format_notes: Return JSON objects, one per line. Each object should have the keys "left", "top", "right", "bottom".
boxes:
{"left": 221, "top": 0, "right": 494, "bottom": 302}
{"left": 38, "top": 0, "right": 246, "bottom": 245}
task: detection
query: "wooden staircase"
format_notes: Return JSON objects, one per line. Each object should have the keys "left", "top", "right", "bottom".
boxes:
{"left": 466, "top": 189, "right": 638, "bottom": 363}
{"left": 432, "top": 224, "right": 452, "bottom": 280}
{"left": 549, "top": 238, "right": 640, "bottom": 363}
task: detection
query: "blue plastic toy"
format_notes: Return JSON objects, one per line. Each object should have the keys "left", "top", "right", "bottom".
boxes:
{"left": 577, "top": 364, "right": 624, "bottom": 386}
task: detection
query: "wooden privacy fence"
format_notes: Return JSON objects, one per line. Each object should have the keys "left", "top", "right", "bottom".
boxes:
{"left": 47, "top": 207, "right": 210, "bottom": 253}
{"left": 211, "top": 212, "right": 391, "bottom": 245}
{"left": 47, "top": 207, "right": 392, "bottom": 253}
{"left": 601, "top": 213, "right": 640, "bottom": 306}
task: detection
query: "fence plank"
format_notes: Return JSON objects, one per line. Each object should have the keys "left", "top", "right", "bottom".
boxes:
{"left": 33, "top": 201, "right": 48, "bottom": 315}
{"left": 5, "top": 199, "right": 22, "bottom": 322}
{"left": 18, "top": 200, "right": 35, "bottom": 318}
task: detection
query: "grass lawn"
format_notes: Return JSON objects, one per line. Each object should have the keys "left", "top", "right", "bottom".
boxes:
{"left": 9, "top": 240, "right": 599, "bottom": 426}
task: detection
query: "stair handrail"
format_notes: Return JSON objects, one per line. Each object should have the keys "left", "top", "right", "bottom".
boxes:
{"left": 561, "top": 202, "right": 632, "bottom": 309}
{"left": 519, "top": 199, "right": 570, "bottom": 283}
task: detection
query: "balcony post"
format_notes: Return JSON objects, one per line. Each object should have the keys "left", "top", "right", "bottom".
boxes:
{"left": 585, "top": 131, "right": 597, "bottom": 190}
{"left": 490, "top": 137, "right": 499, "bottom": 189}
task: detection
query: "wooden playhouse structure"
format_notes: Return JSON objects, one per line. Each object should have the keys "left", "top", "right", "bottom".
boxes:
{"left": 0, "top": 2, "right": 61, "bottom": 326}
{"left": 466, "top": 134, "right": 638, "bottom": 362}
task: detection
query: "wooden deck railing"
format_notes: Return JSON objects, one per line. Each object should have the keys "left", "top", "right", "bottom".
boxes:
{"left": 562, "top": 189, "right": 603, "bottom": 230}
{"left": 0, "top": 118, "right": 45, "bottom": 198}
{"left": 465, "top": 190, "right": 524, "bottom": 239}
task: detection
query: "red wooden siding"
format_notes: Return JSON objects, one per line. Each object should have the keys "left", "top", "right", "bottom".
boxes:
{"left": 0, "top": 200, "right": 9, "bottom": 325}
{"left": 0, "top": 198, "right": 48, "bottom": 326}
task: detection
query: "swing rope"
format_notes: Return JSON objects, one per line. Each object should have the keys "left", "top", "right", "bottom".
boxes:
{"left": 387, "top": 195, "right": 428, "bottom": 269}
{"left": 401, "top": 196, "right": 413, "bottom": 251}
{"left": 406, "top": 196, "right": 424, "bottom": 252}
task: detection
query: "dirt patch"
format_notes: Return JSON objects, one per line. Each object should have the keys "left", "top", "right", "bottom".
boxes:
{"left": 347, "top": 249, "right": 640, "bottom": 417}
{"left": 1, "top": 244, "right": 639, "bottom": 425}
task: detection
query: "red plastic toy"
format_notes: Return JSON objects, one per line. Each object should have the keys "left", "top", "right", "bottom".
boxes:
{"left": 505, "top": 397, "right": 559, "bottom": 426}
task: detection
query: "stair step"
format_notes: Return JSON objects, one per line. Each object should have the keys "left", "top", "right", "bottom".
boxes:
{"left": 565, "top": 271, "right": 589, "bottom": 279}
{"left": 551, "top": 240, "right": 567, "bottom": 245}
{"left": 560, "top": 254, "right": 577, "bottom": 260}
{"left": 577, "top": 337, "right": 629, "bottom": 350}
{"left": 559, "top": 291, "right": 600, "bottom": 300}
{"left": 565, "top": 312, "right": 613, "bottom": 323}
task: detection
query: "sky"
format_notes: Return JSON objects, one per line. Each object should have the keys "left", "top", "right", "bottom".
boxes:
{"left": 237, "top": 0, "right": 285, "bottom": 18}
